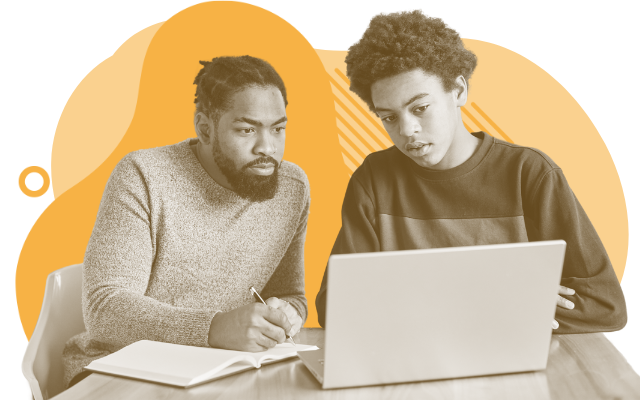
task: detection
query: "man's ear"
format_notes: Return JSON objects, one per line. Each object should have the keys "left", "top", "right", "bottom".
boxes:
{"left": 453, "top": 75, "right": 468, "bottom": 107}
{"left": 194, "top": 111, "right": 213, "bottom": 144}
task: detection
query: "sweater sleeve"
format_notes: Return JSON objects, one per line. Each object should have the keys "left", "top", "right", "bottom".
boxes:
{"left": 83, "top": 155, "right": 217, "bottom": 349}
{"left": 316, "top": 175, "right": 379, "bottom": 327}
{"left": 526, "top": 168, "right": 627, "bottom": 334}
{"left": 261, "top": 186, "right": 310, "bottom": 324}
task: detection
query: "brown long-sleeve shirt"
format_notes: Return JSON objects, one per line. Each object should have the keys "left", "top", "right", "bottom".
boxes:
{"left": 316, "top": 132, "right": 626, "bottom": 333}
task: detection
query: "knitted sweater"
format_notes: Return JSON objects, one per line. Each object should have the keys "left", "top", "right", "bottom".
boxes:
{"left": 316, "top": 132, "right": 626, "bottom": 334}
{"left": 62, "top": 138, "right": 310, "bottom": 387}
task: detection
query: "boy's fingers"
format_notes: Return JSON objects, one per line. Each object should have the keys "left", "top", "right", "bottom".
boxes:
{"left": 557, "top": 295, "right": 574, "bottom": 309}
{"left": 558, "top": 285, "right": 575, "bottom": 296}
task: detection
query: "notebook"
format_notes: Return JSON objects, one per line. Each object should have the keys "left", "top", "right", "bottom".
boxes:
{"left": 85, "top": 340, "right": 319, "bottom": 387}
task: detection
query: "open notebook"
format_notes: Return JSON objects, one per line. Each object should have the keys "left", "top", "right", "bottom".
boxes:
{"left": 85, "top": 340, "right": 319, "bottom": 387}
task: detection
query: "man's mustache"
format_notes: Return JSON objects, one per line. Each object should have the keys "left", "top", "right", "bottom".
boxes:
{"left": 242, "top": 156, "right": 280, "bottom": 170}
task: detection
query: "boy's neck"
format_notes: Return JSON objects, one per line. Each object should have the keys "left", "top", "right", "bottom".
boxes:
{"left": 431, "top": 123, "right": 482, "bottom": 171}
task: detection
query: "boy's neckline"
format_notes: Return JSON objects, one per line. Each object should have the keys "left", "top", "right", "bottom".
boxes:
{"left": 406, "top": 131, "right": 493, "bottom": 181}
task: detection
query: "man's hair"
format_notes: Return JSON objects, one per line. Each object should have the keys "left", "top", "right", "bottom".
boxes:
{"left": 346, "top": 10, "right": 477, "bottom": 111}
{"left": 193, "top": 55, "right": 288, "bottom": 127}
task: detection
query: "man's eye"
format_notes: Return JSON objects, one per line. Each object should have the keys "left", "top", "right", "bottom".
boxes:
{"left": 381, "top": 115, "right": 396, "bottom": 123}
{"left": 414, "top": 105, "right": 428, "bottom": 113}
{"left": 274, "top": 127, "right": 285, "bottom": 133}
{"left": 240, "top": 128, "right": 255, "bottom": 134}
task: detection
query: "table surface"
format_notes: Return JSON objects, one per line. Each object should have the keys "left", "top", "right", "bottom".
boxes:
{"left": 53, "top": 328, "right": 640, "bottom": 400}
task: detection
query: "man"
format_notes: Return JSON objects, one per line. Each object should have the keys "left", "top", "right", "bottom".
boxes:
{"left": 316, "top": 10, "right": 626, "bottom": 333}
{"left": 63, "top": 55, "right": 309, "bottom": 387}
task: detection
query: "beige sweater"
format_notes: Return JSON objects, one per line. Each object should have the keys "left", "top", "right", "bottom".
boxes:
{"left": 62, "top": 138, "right": 310, "bottom": 387}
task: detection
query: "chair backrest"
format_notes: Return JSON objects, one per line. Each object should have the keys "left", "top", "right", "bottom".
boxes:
{"left": 22, "top": 264, "right": 85, "bottom": 400}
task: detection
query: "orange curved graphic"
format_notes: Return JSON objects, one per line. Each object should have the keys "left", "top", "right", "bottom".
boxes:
{"left": 19, "top": 166, "right": 50, "bottom": 197}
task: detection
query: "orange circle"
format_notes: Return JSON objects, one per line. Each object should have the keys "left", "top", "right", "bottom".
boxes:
{"left": 19, "top": 166, "right": 50, "bottom": 197}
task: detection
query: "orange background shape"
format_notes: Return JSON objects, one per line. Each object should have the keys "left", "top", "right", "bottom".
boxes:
{"left": 16, "top": 1, "right": 348, "bottom": 338}
{"left": 3, "top": 5, "right": 640, "bottom": 338}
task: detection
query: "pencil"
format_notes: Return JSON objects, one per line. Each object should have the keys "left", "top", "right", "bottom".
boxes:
{"left": 250, "top": 286, "right": 296, "bottom": 346}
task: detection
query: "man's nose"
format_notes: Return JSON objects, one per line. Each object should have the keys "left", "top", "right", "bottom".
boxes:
{"left": 254, "top": 130, "right": 276, "bottom": 156}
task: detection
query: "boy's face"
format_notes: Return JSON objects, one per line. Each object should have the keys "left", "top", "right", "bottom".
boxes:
{"left": 371, "top": 69, "right": 466, "bottom": 169}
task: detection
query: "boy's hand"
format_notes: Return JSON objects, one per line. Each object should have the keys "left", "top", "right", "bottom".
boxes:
{"left": 207, "top": 303, "right": 292, "bottom": 352}
{"left": 552, "top": 285, "right": 575, "bottom": 329}
{"left": 265, "top": 297, "right": 303, "bottom": 337}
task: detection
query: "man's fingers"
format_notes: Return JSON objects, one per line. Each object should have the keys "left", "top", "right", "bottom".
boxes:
{"left": 257, "top": 308, "right": 289, "bottom": 344}
{"left": 552, "top": 319, "right": 559, "bottom": 329}
{"left": 263, "top": 306, "right": 293, "bottom": 333}
{"left": 289, "top": 316, "right": 303, "bottom": 337}
{"left": 265, "top": 297, "right": 282, "bottom": 309}
{"left": 255, "top": 333, "right": 277, "bottom": 350}
{"left": 556, "top": 294, "right": 575, "bottom": 309}
{"left": 558, "top": 285, "right": 575, "bottom": 296}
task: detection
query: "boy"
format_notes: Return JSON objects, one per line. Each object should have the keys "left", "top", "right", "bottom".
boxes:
{"left": 315, "top": 10, "right": 626, "bottom": 334}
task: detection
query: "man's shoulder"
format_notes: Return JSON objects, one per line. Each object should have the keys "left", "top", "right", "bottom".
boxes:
{"left": 122, "top": 140, "right": 191, "bottom": 168}
{"left": 279, "top": 161, "right": 310, "bottom": 190}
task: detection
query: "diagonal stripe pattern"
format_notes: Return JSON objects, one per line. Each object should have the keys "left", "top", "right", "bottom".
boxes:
{"left": 329, "top": 68, "right": 514, "bottom": 173}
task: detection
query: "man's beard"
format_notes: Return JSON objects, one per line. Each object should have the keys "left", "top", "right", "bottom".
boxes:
{"left": 211, "top": 136, "right": 279, "bottom": 202}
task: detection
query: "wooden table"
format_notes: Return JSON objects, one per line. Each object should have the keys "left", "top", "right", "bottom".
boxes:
{"left": 53, "top": 328, "right": 640, "bottom": 400}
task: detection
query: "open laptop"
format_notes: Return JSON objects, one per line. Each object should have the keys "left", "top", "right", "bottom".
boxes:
{"left": 299, "top": 240, "right": 566, "bottom": 389}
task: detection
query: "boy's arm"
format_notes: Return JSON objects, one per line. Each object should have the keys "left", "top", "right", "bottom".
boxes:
{"left": 527, "top": 168, "right": 627, "bottom": 334}
{"left": 316, "top": 176, "right": 379, "bottom": 327}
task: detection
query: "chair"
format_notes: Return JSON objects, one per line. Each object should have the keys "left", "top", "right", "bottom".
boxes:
{"left": 22, "top": 264, "right": 85, "bottom": 400}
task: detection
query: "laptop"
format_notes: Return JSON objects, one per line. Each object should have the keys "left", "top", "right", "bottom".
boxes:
{"left": 299, "top": 240, "right": 566, "bottom": 389}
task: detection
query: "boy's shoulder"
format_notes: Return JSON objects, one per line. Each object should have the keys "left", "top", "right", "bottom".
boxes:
{"left": 353, "top": 146, "right": 405, "bottom": 178}
{"left": 490, "top": 137, "right": 560, "bottom": 171}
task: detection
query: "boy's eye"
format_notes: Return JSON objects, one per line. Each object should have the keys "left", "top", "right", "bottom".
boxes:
{"left": 381, "top": 115, "right": 397, "bottom": 123}
{"left": 414, "top": 105, "right": 428, "bottom": 113}
{"left": 274, "top": 127, "right": 285, "bottom": 133}
{"left": 240, "top": 128, "right": 255, "bottom": 134}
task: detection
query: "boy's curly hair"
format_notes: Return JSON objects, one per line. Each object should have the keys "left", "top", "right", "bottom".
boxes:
{"left": 346, "top": 10, "right": 477, "bottom": 111}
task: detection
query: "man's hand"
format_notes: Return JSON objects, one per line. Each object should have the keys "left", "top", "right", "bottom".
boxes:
{"left": 553, "top": 285, "right": 575, "bottom": 329}
{"left": 265, "top": 297, "right": 303, "bottom": 337}
{"left": 208, "top": 303, "right": 292, "bottom": 352}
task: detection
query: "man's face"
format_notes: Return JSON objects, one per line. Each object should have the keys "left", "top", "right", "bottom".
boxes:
{"left": 371, "top": 69, "right": 464, "bottom": 169}
{"left": 211, "top": 85, "right": 287, "bottom": 201}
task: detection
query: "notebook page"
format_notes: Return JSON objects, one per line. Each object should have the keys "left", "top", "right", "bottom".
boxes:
{"left": 86, "top": 340, "right": 320, "bottom": 387}
{"left": 85, "top": 340, "right": 256, "bottom": 386}
{"left": 253, "top": 343, "right": 319, "bottom": 366}
{"left": 195, "top": 343, "right": 319, "bottom": 384}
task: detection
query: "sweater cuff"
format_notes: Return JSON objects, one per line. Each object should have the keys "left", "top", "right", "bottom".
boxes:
{"left": 279, "top": 296, "right": 308, "bottom": 325}
{"left": 175, "top": 309, "right": 218, "bottom": 348}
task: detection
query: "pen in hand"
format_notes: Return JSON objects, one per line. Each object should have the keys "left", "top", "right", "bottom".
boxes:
{"left": 250, "top": 286, "right": 296, "bottom": 346}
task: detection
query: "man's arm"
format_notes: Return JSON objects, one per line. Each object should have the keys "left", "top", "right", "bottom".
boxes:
{"left": 316, "top": 175, "right": 379, "bottom": 327}
{"left": 82, "top": 155, "right": 217, "bottom": 349}
{"left": 260, "top": 190, "right": 310, "bottom": 324}
{"left": 527, "top": 168, "right": 627, "bottom": 333}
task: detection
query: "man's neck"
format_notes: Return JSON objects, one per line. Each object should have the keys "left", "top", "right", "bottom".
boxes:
{"left": 189, "top": 142, "right": 233, "bottom": 190}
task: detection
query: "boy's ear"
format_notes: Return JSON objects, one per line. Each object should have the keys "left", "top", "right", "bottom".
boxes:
{"left": 453, "top": 75, "right": 468, "bottom": 107}
{"left": 194, "top": 112, "right": 213, "bottom": 144}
